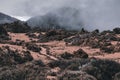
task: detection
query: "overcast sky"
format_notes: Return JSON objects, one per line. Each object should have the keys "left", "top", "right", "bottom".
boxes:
{"left": 0, "top": 0, "right": 78, "bottom": 18}
{"left": 0, "top": 0, "right": 120, "bottom": 30}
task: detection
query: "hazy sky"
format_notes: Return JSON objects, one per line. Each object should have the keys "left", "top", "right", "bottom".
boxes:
{"left": 0, "top": 0, "right": 120, "bottom": 30}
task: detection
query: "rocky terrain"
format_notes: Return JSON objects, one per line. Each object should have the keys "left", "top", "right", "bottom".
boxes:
{"left": 0, "top": 22, "right": 120, "bottom": 80}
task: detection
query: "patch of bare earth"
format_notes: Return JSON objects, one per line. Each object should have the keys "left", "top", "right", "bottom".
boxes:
{"left": 8, "top": 32, "right": 30, "bottom": 42}
{"left": 1, "top": 32, "right": 120, "bottom": 63}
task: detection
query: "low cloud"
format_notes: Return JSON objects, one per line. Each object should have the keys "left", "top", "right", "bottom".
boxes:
{"left": 0, "top": 0, "right": 120, "bottom": 31}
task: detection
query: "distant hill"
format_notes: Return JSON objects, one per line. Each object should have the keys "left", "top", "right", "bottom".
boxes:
{"left": 27, "top": 13, "right": 61, "bottom": 30}
{"left": 0, "top": 21, "right": 31, "bottom": 33}
{"left": 27, "top": 7, "right": 84, "bottom": 30}
{"left": 0, "top": 12, "right": 18, "bottom": 24}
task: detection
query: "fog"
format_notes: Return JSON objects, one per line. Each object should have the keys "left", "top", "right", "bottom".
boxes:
{"left": 0, "top": 0, "right": 120, "bottom": 31}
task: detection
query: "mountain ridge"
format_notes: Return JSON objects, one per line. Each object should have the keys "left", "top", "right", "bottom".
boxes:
{"left": 0, "top": 12, "right": 19, "bottom": 24}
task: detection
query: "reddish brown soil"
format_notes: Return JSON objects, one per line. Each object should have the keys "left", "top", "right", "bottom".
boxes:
{"left": 1, "top": 32, "right": 119, "bottom": 63}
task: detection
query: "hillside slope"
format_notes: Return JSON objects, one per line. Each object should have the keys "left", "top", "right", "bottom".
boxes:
{"left": 0, "top": 12, "right": 18, "bottom": 24}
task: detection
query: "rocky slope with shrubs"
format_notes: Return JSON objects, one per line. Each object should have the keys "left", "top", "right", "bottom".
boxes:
{"left": 0, "top": 22, "right": 120, "bottom": 80}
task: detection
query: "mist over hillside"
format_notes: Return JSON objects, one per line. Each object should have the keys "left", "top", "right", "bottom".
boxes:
{"left": 0, "top": 0, "right": 120, "bottom": 31}
{"left": 0, "top": 12, "right": 18, "bottom": 24}
{"left": 25, "top": 0, "right": 120, "bottom": 31}
{"left": 27, "top": 7, "right": 84, "bottom": 30}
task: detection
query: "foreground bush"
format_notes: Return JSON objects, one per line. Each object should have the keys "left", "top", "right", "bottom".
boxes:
{"left": 0, "top": 47, "right": 33, "bottom": 66}
{"left": 82, "top": 59, "right": 120, "bottom": 80}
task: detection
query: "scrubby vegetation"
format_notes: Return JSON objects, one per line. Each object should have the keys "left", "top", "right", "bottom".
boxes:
{"left": 2, "top": 21, "right": 31, "bottom": 33}
{"left": 0, "top": 26, "right": 10, "bottom": 41}
{"left": 25, "top": 43, "right": 41, "bottom": 52}
{"left": 0, "top": 21, "right": 120, "bottom": 80}
{"left": 64, "top": 28, "right": 120, "bottom": 54}
{"left": 0, "top": 46, "right": 33, "bottom": 66}
{"left": 48, "top": 58, "right": 120, "bottom": 80}
{"left": 38, "top": 29, "right": 77, "bottom": 42}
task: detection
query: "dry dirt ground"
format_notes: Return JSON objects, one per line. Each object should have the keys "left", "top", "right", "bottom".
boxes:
{"left": 1, "top": 32, "right": 120, "bottom": 80}
{"left": 0, "top": 32, "right": 118, "bottom": 63}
